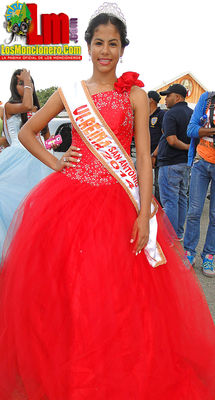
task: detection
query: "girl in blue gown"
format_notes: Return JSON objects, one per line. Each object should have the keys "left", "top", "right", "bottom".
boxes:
{"left": 0, "top": 68, "right": 52, "bottom": 259}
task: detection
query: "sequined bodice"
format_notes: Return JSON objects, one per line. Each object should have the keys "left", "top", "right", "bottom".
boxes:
{"left": 62, "top": 90, "right": 134, "bottom": 185}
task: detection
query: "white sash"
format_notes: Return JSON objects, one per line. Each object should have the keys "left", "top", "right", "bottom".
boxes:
{"left": 58, "top": 81, "right": 166, "bottom": 268}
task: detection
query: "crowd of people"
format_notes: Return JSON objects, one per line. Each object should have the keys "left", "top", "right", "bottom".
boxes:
{"left": 148, "top": 85, "right": 215, "bottom": 277}
{"left": 0, "top": 2, "right": 215, "bottom": 399}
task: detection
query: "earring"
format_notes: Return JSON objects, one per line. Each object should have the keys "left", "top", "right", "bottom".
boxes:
{"left": 120, "top": 56, "right": 123, "bottom": 63}
{"left": 88, "top": 54, "right": 91, "bottom": 61}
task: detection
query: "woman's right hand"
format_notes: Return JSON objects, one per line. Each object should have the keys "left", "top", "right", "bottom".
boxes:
{"left": 54, "top": 145, "right": 82, "bottom": 171}
{"left": 17, "top": 68, "right": 32, "bottom": 84}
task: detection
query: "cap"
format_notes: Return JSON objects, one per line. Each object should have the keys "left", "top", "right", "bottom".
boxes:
{"left": 159, "top": 84, "right": 187, "bottom": 98}
{"left": 148, "top": 90, "right": 161, "bottom": 103}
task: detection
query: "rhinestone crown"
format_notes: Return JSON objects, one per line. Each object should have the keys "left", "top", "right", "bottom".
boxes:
{"left": 89, "top": 2, "right": 127, "bottom": 26}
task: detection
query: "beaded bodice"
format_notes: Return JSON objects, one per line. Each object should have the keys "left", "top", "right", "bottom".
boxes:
{"left": 62, "top": 90, "right": 134, "bottom": 186}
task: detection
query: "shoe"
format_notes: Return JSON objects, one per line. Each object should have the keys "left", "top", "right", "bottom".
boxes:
{"left": 202, "top": 254, "right": 215, "bottom": 277}
{"left": 184, "top": 250, "right": 195, "bottom": 266}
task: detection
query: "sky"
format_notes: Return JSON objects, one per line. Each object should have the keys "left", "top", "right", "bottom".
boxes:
{"left": 0, "top": 0, "right": 215, "bottom": 104}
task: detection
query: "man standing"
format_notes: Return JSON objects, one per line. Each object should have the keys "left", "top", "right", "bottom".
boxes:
{"left": 184, "top": 91, "right": 215, "bottom": 277}
{"left": 157, "top": 84, "right": 192, "bottom": 240}
{"left": 148, "top": 91, "right": 165, "bottom": 204}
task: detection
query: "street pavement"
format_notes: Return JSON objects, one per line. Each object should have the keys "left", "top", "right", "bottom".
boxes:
{"left": 186, "top": 198, "right": 215, "bottom": 321}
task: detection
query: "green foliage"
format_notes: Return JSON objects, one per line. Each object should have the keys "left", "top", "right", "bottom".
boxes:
{"left": 36, "top": 86, "right": 58, "bottom": 108}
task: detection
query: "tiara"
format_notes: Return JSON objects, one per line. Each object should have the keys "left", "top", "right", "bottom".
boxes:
{"left": 89, "top": 2, "right": 127, "bottom": 26}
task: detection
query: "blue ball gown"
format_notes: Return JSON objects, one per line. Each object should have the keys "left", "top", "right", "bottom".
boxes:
{"left": 0, "top": 113, "right": 52, "bottom": 259}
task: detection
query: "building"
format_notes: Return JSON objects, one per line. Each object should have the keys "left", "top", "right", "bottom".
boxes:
{"left": 154, "top": 72, "right": 207, "bottom": 109}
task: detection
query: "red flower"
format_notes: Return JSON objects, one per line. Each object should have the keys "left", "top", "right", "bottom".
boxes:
{"left": 114, "top": 71, "right": 144, "bottom": 93}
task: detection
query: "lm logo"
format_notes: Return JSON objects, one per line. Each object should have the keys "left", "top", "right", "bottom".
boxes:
{"left": 5, "top": 2, "right": 78, "bottom": 45}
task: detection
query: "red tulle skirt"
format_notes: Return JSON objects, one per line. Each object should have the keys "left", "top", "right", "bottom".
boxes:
{"left": 0, "top": 172, "right": 215, "bottom": 399}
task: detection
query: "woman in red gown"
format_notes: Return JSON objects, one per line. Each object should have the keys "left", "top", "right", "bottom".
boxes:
{"left": 0, "top": 3, "right": 215, "bottom": 399}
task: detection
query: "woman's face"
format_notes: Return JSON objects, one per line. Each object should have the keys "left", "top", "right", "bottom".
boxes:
{"left": 16, "top": 77, "right": 24, "bottom": 98}
{"left": 88, "top": 22, "right": 124, "bottom": 73}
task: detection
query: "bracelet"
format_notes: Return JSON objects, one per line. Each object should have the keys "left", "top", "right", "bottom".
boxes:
{"left": 24, "top": 85, "right": 33, "bottom": 90}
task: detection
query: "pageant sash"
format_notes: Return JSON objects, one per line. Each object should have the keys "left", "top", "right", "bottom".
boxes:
{"left": 58, "top": 81, "right": 166, "bottom": 267}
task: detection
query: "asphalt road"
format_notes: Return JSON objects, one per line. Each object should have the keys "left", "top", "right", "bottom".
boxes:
{"left": 187, "top": 198, "right": 215, "bottom": 321}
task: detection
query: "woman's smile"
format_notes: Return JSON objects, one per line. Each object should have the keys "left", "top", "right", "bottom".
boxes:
{"left": 98, "top": 58, "right": 112, "bottom": 65}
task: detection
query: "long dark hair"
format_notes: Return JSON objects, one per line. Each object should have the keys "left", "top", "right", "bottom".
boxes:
{"left": 8, "top": 69, "right": 48, "bottom": 136}
{"left": 85, "top": 14, "right": 129, "bottom": 48}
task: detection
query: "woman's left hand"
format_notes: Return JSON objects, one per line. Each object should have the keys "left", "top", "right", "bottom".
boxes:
{"left": 130, "top": 215, "right": 150, "bottom": 255}
{"left": 54, "top": 145, "right": 82, "bottom": 171}
{"left": 50, "top": 135, "right": 60, "bottom": 150}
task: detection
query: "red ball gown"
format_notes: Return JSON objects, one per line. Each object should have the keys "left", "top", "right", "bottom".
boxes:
{"left": 0, "top": 73, "right": 215, "bottom": 400}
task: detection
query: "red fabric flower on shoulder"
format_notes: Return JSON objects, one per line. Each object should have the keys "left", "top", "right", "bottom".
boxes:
{"left": 114, "top": 71, "right": 144, "bottom": 93}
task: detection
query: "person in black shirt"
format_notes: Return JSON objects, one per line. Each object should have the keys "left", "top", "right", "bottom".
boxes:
{"left": 157, "top": 84, "right": 192, "bottom": 240}
{"left": 148, "top": 91, "right": 165, "bottom": 203}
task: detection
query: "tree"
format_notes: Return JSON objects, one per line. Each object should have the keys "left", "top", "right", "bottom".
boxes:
{"left": 36, "top": 86, "right": 58, "bottom": 108}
